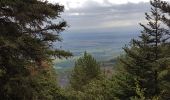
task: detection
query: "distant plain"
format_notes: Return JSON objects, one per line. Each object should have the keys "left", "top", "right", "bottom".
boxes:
{"left": 54, "top": 31, "right": 140, "bottom": 69}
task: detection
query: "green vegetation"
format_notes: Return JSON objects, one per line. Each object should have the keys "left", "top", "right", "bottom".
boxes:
{"left": 0, "top": 0, "right": 72, "bottom": 99}
{"left": 70, "top": 52, "right": 102, "bottom": 91}
{"left": 0, "top": 0, "right": 170, "bottom": 100}
{"left": 109, "top": 0, "right": 170, "bottom": 99}
{"left": 64, "top": 52, "right": 105, "bottom": 99}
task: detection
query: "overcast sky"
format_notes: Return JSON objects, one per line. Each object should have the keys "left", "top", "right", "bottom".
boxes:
{"left": 48, "top": 0, "right": 168, "bottom": 33}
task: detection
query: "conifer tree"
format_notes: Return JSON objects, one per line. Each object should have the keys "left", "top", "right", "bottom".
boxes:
{"left": 0, "top": 0, "right": 72, "bottom": 99}
{"left": 154, "top": 0, "right": 170, "bottom": 99}
{"left": 68, "top": 52, "right": 115, "bottom": 100}
{"left": 111, "top": 0, "right": 170, "bottom": 99}
{"left": 70, "top": 52, "right": 102, "bottom": 91}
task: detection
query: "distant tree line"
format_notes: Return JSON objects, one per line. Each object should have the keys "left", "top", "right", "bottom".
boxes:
{"left": 0, "top": 0, "right": 170, "bottom": 100}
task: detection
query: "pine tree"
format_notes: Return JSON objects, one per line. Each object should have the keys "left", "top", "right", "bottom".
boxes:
{"left": 69, "top": 52, "right": 102, "bottom": 91}
{"left": 0, "top": 0, "right": 72, "bottom": 99}
{"left": 111, "top": 0, "right": 170, "bottom": 99}
{"left": 154, "top": 0, "right": 170, "bottom": 99}
{"left": 68, "top": 52, "right": 114, "bottom": 100}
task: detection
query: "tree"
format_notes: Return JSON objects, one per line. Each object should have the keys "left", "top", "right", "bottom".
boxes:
{"left": 111, "top": 0, "right": 170, "bottom": 99}
{"left": 155, "top": 0, "right": 170, "bottom": 99}
{"left": 68, "top": 52, "right": 114, "bottom": 100}
{"left": 69, "top": 52, "right": 102, "bottom": 91}
{"left": 0, "top": 0, "right": 72, "bottom": 99}
{"left": 109, "top": 59, "right": 137, "bottom": 99}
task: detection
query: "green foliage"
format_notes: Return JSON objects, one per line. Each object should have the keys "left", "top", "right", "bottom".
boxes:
{"left": 2, "top": 67, "right": 66, "bottom": 100}
{"left": 65, "top": 78, "right": 114, "bottom": 100}
{"left": 70, "top": 52, "right": 102, "bottom": 91}
{"left": 82, "top": 78, "right": 116, "bottom": 100}
{"left": 130, "top": 80, "right": 146, "bottom": 100}
{"left": 67, "top": 52, "right": 114, "bottom": 100}
{"left": 0, "top": 0, "right": 72, "bottom": 99}
{"left": 110, "top": 0, "right": 170, "bottom": 99}
{"left": 109, "top": 59, "right": 137, "bottom": 99}
{"left": 1, "top": 0, "right": 170, "bottom": 99}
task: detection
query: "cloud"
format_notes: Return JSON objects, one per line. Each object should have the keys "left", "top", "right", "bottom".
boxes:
{"left": 60, "top": 1, "right": 151, "bottom": 33}
{"left": 48, "top": 0, "right": 150, "bottom": 9}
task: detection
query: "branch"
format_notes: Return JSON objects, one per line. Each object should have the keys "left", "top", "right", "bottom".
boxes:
{"left": 22, "top": 22, "right": 67, "bottom": 34}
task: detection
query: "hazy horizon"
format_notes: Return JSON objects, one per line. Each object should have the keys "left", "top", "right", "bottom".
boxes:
{"left": 48, "top": 0, "right": 169, "bottom": 69}
{"left": 52, "top": 0, "right": 152, "bottom": 68}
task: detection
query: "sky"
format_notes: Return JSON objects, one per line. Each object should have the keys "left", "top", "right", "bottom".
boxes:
{"left": 48, "top": 0, "right": 169, "bottom": 67}
{"left": 48, "top": 0, "right": 169, "bottom": 33}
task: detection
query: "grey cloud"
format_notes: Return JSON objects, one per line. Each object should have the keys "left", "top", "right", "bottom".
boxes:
{"left": 60, "top": 1, "right": 151, "bottom": 33}
{"left": 65, "top": 1, "right": 150, "bottom": 14}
